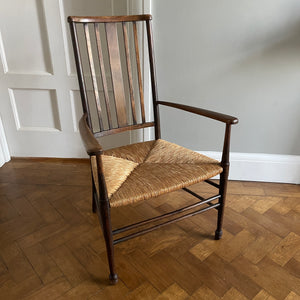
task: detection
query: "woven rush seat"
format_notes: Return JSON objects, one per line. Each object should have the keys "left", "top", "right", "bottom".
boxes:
{"left": 92, "top": 139, "right": 223, "bottom": 207}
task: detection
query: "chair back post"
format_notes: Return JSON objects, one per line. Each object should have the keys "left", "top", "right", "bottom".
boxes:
{"left": 68, "top": 20, "right": 92, "bottom": 129}
{"left": 146, "top": 19, "right": 161, "bottom": 140}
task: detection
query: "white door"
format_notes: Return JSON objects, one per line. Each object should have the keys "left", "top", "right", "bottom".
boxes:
{"left": 0, "top": 0, "right": 149, "bottom": 158}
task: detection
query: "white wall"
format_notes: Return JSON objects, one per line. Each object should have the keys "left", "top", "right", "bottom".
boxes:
{"left": 152, "top": 0, "right": 300, "bottom": 156}
{"left": 151, "top": 0, "right": 300, "bottom": 183}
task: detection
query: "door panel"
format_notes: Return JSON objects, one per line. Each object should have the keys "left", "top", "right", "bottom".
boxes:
{"left": 0, "top": 0, "right": 146, "bottom": 158}
{"left": 0, "top": 0, "right": 52, "bottom": 75}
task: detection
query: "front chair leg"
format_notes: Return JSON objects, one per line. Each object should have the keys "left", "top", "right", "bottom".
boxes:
{"left": 215, "top": 164, "right": 229, "bottom": 240}
{"left": 215, "top": 123, "right": 231, "bottom": 240}
{"left": 99, "top": 201, "right": 118, "bottom": 284}
{"left": 92, "top": 184, "right": 97, "bottom": 213}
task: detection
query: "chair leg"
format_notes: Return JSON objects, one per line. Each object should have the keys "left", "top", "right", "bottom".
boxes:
{"left": 215, "top": 166, "right": 229, "bottom": 240}
{"left": 99, "top": 201, "right": 118, "bottom": 284}
{"left": 92, "top": 185, "right": 97, "bottom": 213}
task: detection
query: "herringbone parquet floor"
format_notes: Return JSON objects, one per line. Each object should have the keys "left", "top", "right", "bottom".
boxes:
{"left": 0, "top": 158, "right": 299, "bottom": 299}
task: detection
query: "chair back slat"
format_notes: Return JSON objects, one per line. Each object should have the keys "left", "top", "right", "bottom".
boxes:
{"left": 68, "top": 14, "right": 159, "bottom": 137}
{"left": 105, "top": 22, "right": 128, "bottom": 127}
{"left": 122, "top": 22, "right": 137, "bottom": 125}
{"left": 133, "top": 21, "right": 145, "bottom": 123}
{"left": 84, "top": 24, "right": 104, "bottom": 131}
{"left": 94, "top": 23, "right": 113, "bottom": 129}
{"left": 69, "top": 22, "right": 93, "bottom": 130}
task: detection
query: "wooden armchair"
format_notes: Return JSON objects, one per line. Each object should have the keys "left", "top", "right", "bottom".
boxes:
{"left": 68, "top": 14, "right": 238, "bottom": 284}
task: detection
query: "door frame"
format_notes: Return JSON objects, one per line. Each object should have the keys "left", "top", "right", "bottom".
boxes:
{"left": 0, "top": 115, "right": 10, "bottom": 166}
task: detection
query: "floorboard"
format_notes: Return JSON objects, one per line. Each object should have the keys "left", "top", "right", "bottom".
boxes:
{"left": 0, "top": 158, "right": 299, "bottom": 299}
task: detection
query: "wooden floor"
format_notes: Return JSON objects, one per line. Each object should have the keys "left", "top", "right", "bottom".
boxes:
{"left": 0, "top": 158, "right": 299, "bottom": 300}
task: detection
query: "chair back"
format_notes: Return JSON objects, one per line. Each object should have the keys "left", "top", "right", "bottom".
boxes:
{"left": 68, "top": 15, "right": 160, "bottom": 138}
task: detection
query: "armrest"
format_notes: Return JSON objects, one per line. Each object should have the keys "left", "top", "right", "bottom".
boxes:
{"left": 79, "top": 114, "right": 103, "bottom": 155}
{"left": 157, "top": 101, "right": 238, "bottom": 125}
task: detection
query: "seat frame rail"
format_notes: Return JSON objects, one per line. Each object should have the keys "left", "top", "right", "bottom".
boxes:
{"left": 112, "top": 183, "right": 220, "bottom": 245}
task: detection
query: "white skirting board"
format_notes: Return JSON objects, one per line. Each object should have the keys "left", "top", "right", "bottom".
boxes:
{"left": 199, "top": 151, "right": 300, "bottom": 184}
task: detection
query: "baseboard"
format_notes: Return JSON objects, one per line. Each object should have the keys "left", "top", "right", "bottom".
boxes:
{"left": 199, "top": 151, "right": 300, "bottom": 184}
{"left": 5, "top": 150, "right": 300, "bottom": 184}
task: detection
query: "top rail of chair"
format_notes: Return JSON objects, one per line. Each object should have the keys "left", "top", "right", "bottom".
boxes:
{"left": 68, "top": 14, "right": 152, "bottom": 23}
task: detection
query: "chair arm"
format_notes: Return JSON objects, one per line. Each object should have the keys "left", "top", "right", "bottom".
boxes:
{"left": 157, "top": 101, "right": 238, "bottom": 125}
{"left": 79, "top": 114, "right": 103, "bottom": 155}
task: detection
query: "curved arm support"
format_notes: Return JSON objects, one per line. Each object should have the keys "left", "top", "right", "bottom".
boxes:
{"left": 79, "top": 113, "right": 103, "bottom": 156}
{"left": 157, "top": 101, "right": 238, "bottom": 125}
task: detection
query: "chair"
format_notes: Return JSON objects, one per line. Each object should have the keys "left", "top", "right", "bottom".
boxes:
{"left": 68, "top": 14, "right": 238, "bottom": 284}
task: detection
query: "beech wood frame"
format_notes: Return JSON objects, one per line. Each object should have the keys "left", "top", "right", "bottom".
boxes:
{"left": 68, "top": 14, "right": 238, "bottom": 284}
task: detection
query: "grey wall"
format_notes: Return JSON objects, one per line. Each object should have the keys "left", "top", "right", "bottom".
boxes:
{"left": 152, "top": 0, "right": 300, "bottom": 155}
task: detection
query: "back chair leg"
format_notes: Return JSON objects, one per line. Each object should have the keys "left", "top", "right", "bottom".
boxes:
{"left": 92, "top": 184, "right": 97, "bottom": 213}
{"left": 215, "top": 166, "right": 229, "bottom": 240}
{"left": 99, "top": 201, "right": 118, "bottom": 284}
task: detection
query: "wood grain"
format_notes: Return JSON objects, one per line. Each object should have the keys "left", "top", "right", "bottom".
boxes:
{"left": 68, "top": 14, "right": 152, "bottom": 24}
{"left": 122, "top": 22, "right": 137, "bottom": 124}
{"left": 84, "top": 23, "right": 103, "bottom": 131}
{"left": 133, "top": 21, "right": 145, "bottom": 123}
{"left": 105, "top": 22, "right": 127, "bottom": 127}
{"left": 0, "top": 158, "right": 300, "bottom": 299}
